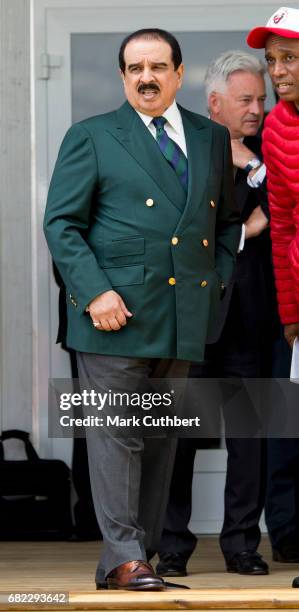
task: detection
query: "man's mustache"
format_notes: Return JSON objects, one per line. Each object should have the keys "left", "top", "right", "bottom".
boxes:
{"left": 138, "top": 83, "right": 160, "bottom": 93}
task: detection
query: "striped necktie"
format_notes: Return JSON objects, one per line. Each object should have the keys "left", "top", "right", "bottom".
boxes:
{"left": 152, "top": 116, "right": 188, "bottom": 193}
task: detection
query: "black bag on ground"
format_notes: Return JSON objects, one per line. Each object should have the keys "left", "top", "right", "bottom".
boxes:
{"left": 0, "top": 430, "right": 73, "bottom": 540}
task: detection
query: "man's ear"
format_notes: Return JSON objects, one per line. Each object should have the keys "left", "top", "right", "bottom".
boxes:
{"left": 176, "top": 63, "right": 184, "bottom": 89}
{"left": 208, "top": 91, "right": 221, "bottom": 116}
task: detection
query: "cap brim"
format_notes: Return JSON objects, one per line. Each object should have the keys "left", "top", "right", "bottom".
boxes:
{"left": 247, "top": 26, "right": 299, "bottom": 48}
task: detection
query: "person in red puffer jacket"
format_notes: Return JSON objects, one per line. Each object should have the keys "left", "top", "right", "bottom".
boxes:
{"left": 248, "top": 7, "right": 299, "bottom": 581}
{"left": 248, "top": 6, "right": 299, "bottom": 348}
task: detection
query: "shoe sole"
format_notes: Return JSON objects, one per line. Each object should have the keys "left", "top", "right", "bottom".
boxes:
{"left": 156, "top": 570, "right": 187, "bottom": 577}
{"left": 227, "top": 567, "right": 269, "bottom": 575}
{"left": 107, "top": 583, "right": 165, "bottom": 591}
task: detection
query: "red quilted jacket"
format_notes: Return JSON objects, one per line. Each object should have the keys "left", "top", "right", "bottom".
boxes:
{"left": 262, "top": 100, "right": 299, "bottom": 324}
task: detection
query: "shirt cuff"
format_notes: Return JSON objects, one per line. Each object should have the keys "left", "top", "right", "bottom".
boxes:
{"left": 247, "top": 163, "right": 266, "bottom": 188}
{"left": 238, "top": 224, "right": 246, "bottom": 252}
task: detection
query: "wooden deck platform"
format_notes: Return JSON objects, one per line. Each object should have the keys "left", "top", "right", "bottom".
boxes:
{"left": 1, "top": 537, "right": 299, "bottom": 610}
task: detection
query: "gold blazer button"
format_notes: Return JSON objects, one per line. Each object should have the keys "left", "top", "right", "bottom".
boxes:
{"left": 168, "top": 277, "right": 176, "bottom": 286}
{"left": 70, "top": 294, "right": 78, "bottom": 307}
{"left": 171, "top": 237, "right": 179, "bottom": 245}
{"left": 200, "top": 280, "right": 208, "bottom": 288}
{"left": 202, "top": 239, "right": 209, "bottom": 247}
{"left": 146, "top": 198, "right": 154, "bottom": 207}
{"left": 210, "top": 200, "right": 216, "bottom": 208}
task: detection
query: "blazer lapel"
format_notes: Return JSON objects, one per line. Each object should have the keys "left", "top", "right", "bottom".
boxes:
{"left": 107, "top": 102, "right": 187, "bottom": 213}
{"left": 175, "top": 108, "right": 213, "bottom": 234}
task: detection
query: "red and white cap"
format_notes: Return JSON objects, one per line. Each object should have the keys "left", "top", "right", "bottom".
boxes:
{"left": 247, "top": 7, "right": 299, "bottom": 48}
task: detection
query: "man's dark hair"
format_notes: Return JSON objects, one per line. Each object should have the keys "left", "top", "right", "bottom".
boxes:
{"left": 119, "top": 28, "right": 182, "bottom": 72}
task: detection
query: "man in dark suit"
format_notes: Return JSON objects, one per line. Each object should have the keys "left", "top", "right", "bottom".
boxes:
{"left": 44, "top": 31, "right": 240, "bottom": 590}
{"left": 157, "top": 50, "right": 279, "bottom": 577}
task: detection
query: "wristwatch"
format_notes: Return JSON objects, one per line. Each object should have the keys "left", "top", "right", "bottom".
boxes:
{"left": 244, "top": 158, "right": 262, "bottom": 174}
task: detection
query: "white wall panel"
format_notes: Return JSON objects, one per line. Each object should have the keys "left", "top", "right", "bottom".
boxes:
{"left": 0, "top": 0, "right": 32, "bottom": 437}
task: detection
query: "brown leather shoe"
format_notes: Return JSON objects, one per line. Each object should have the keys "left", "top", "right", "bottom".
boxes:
{"left": 106, "top": 560, "right": 165, "bottom": 591}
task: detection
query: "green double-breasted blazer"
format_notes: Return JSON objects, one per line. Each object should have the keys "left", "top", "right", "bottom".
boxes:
{"left": 44, "top": 101, "right": 240, "bottom": 362}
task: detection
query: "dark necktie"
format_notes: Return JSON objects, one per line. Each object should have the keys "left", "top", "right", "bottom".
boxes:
{"left": 152, "top": 116, "right": 188, "bottom": 193}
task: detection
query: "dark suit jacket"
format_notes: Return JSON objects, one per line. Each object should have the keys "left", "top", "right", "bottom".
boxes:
{"left": 44, "top": 101, "right": 240, "bottom": 362}
{"left": 207, "top": 135, "right": 279, "bottom": 350}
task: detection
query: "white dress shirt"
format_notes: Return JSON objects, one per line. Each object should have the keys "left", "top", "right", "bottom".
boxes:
{"left": 136, "top": 101, "right": 187, "bottom": 157}
{"left": 247, "top": 163, "right": 266, "bottom": 188}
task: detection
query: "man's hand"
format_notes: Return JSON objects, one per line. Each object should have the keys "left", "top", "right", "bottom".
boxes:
{"left": 230, "top": 139, "right": 258, "bottom": 170}
{"left": 244, "top": 205, "right": 268, "bottom": 239}
{"left": 284, "top": 323, "right": 299, "bottom": 347}
{"left": 87, "top": 290, "right": 133, "bottom": 332}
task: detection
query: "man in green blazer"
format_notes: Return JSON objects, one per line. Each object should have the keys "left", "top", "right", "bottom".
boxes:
{"left": 44, "top": 28, "right": 240, "bottom": 590}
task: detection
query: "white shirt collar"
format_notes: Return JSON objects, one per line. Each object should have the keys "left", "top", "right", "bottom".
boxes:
{"left": 136, "top": 100, "right": 182, "bottom": 133}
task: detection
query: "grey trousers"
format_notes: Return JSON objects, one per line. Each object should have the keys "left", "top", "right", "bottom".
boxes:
{"left": 76, "top": 352, "right": 189, "bottom": 582}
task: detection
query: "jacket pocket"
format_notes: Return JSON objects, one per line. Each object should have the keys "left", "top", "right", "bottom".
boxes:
{"left": 103, "top": 264, "right": 144, "bottom": 287}
{"left": 104, "top": 236, "right": 145, "bottom": 266}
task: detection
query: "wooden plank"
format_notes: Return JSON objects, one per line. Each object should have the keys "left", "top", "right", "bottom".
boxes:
{"left": 1, "top": 589, "right": 299, "bottom": 611}
{"left": 68, "top": 589, "right": 299, "bottom": 610}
